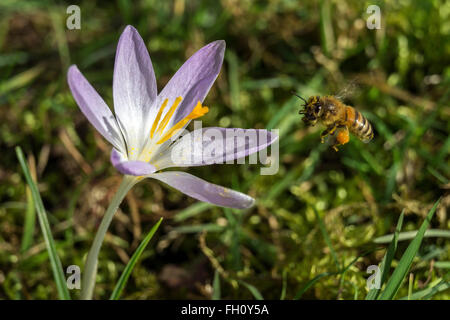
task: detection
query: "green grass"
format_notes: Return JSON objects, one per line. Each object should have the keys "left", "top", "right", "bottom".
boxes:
{"left": 0, "top": 0, "right": 449, "bottom": 299}
{"left": 378, "top": 199, "right": 440, "bottom": 299}
{"left": 110, "top": 218, "right": 163, "bottom": 300}
{"left": 15, "top": 147, "right": 70, "bottom": 300}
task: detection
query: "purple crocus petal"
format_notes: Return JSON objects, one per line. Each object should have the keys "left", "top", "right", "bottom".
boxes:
{"left": 150, "top": 171, "right": 254, "bottom": 209}
{"left": 110, "top": 148, "right": 157, "bottom": 176}
{"left": 157, "top": 40, "right": 225, "bottom": 128}
{"left": 67, "top": 65, "right": 125, "bottom": 154}
{"left": 113, "top": 25, "right": 157, "bottom": 151}
{"left": 152, "top": 127, "right": 278, "bottom": 169}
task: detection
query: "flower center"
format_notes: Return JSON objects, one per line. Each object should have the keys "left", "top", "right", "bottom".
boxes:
{"left": 150, "top": 96, "right": 209, "bottom": 145}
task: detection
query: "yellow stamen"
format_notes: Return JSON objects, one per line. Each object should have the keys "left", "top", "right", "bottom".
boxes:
{"left": 185, "top": 102, "right": 209, "bottom": 120}
{"left": 156, "top": 96, "right": 183, "bottom": 135}
{"left": 150, "top": 99, "right": 168, "bottom": 138}
{"left": 156, "top": 119, "right": 189, "bottom": 145}
{"left": 156, "top": 101, "right": 208, "bottom": 144}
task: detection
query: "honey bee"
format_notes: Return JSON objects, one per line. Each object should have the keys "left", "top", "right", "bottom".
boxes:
{"left": 294, "top": 92, "right": 374, "bottom": 151}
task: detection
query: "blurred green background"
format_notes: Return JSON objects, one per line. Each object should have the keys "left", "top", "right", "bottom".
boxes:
{"left": 0, "top": 0, "right": 449, "bottom": 299}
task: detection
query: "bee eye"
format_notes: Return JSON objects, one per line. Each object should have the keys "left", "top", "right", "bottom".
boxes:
{"left": 315, "top": 104, "right": 321, "bottom": 113}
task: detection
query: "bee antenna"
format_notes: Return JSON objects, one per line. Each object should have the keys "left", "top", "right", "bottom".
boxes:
{"left": 291, "top": 91, "right": 307, "bottom": 104}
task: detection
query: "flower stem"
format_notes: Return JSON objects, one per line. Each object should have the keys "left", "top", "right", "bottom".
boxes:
{"left": 80, "top": 175, "right": 137, "bottom": 300}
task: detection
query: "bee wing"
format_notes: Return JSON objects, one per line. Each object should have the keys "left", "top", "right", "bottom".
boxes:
{"left": 335, "top": 78, "right": 360, "bottom": 101}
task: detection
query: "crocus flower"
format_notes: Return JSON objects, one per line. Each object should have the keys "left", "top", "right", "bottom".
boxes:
{"left": 67, "top": 25, "right": 277, "bottom": 209}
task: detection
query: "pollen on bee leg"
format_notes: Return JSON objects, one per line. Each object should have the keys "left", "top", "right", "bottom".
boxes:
{"left": 336, "top": 129, "right": 350, "bottom": 145}
{"left": 332, "top": 128, "right": 350, "bottom": 152}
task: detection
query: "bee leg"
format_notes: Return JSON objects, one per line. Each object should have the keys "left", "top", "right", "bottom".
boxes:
{"left": 320, "top": 125, "right": 337, "bottom": 143}
{"left": 331, "top": 127, "right": 350, "bottom": 152}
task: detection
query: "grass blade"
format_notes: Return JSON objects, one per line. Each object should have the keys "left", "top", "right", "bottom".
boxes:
{"left": 172, "top": 223, "right": 224, "bottom": 233}
{"left": 378, "top": 199, "right": 440, "bottom": 300}
{"left": 280, "top": 269, "right": 288, "bottom": 300}
{"left": 20, "top": 187, "right": 36, "bottom": 252}
{"left": 238, "top": 280, "right": 264, "bottom": 300}
{"left": 366, "top": 211, "right": 404, "bottom": 300}
{"left": 16, "top": 146, "right": 70, "bottom": 300}
{"left": 295, "top": 249, "right": 376, "bottom": 300}
{"left": 110, "top": 218, "right": 163, "bottom": 300}
{"left": 374, "top": 229, "right": 450, "bottom": 243}
{"left": 314, "top": 208, "right": 340, "bottom": 270}
{"left": 408, "top": 273, "right": 413, "bottom": 300}
{"left": 434, "top": 261, "right": 450, "bottom": 269}
{"left": 212, "top": 270, "right": 221, "bottom": 300}
{"left": 319, "top": 0, "right": 335, "bottom": 56}
{"left": 294, "top": 271, "right": 336, "bottom": 300}
{"left": 399, "top": 279, "right": 450, "bottom": 300}
{"left": 173, "top": 202, "right": 212, "bottom": 222}
{"left": 0, "top": 64, "right": 44, "bottom": 96}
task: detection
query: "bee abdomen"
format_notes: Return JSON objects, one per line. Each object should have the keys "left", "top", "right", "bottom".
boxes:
{"left": 345, "top": 106, "right": 374, "bottom": 143}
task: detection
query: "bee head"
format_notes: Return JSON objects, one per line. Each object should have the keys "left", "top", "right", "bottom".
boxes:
{"left": 294, "top": 93, "right": 322, "bottom": 126}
